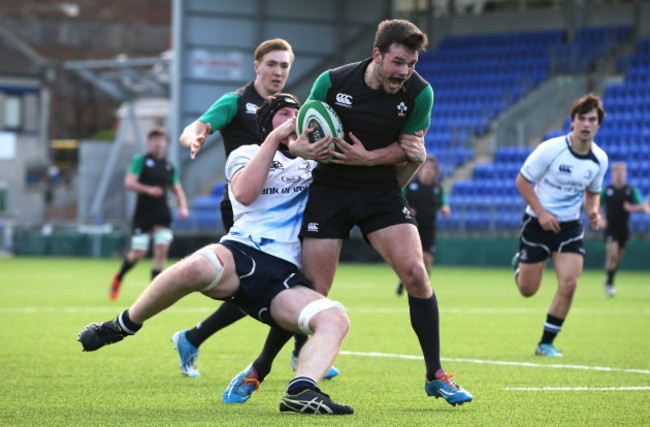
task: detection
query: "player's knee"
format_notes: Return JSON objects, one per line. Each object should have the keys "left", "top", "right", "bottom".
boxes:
{"left": 175, "top": 248, "right": 223, "bottom": 292}
{"left": 195, "top": 247, "right": 224, "bottom": 292}
{"left": 518, "top": 286, "right": 537, "bottom": 298}
{"left": 399, "top": 261, "right": 429, "bottom": 288}
{"left": 400, "top": 262, "right": 432, "bottom": 298}
{"left": 128, "top": 249, "right": 147, "bottom": 263}
{"left": 558, "top": 277, "right": 578, "bottom": 298}
{"left": 298, "top": 299, "right": 348, "bottom": 336}
{"left": 318, "top": 308, "right": 350, "bottom": 338}
{"left": 517, "top": 278, "right": 540, "bottom": 297}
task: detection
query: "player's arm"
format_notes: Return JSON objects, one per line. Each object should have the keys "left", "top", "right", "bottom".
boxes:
{"left": 169, "top": 165, "right": 189, "bottom": 220}
{"left": 332, "top": 135, "right": 407, "bottom": 166}
{"left": 230, "top": 119, "right": 296, "bottom": 206}
{"left": 583, "top": 190, "right": 601, "bottom": 230}
{"left": 124, "top": 173, "right": 163, "bottom": 198}
{"left": 516, "top": 173, "right": 560, "bottom": 233}
{"left": 440, "top": 187, "right": 451, "bottom": 217}
{"left": 180, "top": 120, "right": 211, "bottom": 160}
{"left": 598, "top": 188, "right": 607, "bottom": 229}
{"left": 394, "top": 130, "right": 426, "bottom": 188}
{"left": 170, "top": 183, "right": 189, "bottom": 220}
{"left": 180, "top": 93, "right": 238, "bottom": 159}
{"left": 623, "top": 187, "right": 648, "bottom": 213}
{"left": 330, "top": 127, "right": 429, "bottom": 167}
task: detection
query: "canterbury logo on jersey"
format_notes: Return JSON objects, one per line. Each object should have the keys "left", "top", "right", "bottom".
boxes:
{"left": 245, "top": 103, "right": 258, "bottom": 114}
{"left": 558, "top": 164, "right": 572, "bottom": 174}
{"left": 335, "top": 93, "right": 352, "bottom": 108}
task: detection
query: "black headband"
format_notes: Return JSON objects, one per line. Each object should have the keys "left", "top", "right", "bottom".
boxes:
{"left": 257, "top": 94, "right": 300, "bottom": 142}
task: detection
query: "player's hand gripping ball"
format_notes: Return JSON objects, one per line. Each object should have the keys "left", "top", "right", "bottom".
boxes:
{"left": 296, "top": 100, "right": 344, "bottom": 164}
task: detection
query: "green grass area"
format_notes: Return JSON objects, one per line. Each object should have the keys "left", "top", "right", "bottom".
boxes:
{"left": 1, "top": 257, "right": 648, "bottom": 426}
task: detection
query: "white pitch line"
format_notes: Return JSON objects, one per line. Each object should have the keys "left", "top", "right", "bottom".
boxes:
{"left": 339, "top": 351, "right": 650, "bottom": 375}
{"left": 504, "top": 387, "right": 650, "bottom": 391}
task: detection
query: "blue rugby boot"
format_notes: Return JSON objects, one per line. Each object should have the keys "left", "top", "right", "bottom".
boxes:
{"left": 223, "top": 364, "right": 261, "bottom": 403}
{"left": 425, "top": 369, "right": 473, "bottom": 406}
{"left": 535, "top": 343, "right": 563, "bottom": 357}
{"left": 171, "top": 330, "right": 200, "bottom": 377}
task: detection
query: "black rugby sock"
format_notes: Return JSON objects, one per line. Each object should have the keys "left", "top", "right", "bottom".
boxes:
{"left": 408, "top": 294, "right": 442, "bottom": 381}
{"left": 606, "top": 269, "right": 616, "bottom": 286}
{"left": 252, "top": 327, "right": 293, "bottom": 381}
{"left": 117, "top": 310, "right": 142, "bottom": 335}
{"left": 185, "top": 302, "right": 246, "bottom": 347}
{"left": 117, "top": 258, "right": 135, "bottom": 280}
{"left": 540, "top": 313, "right": 564, "bottom": 345}
{"left": 293, "top": 333, "right": 308, "bottom": 356}
{"left": 287, "top": 376, "right": 318, "bottom": 395}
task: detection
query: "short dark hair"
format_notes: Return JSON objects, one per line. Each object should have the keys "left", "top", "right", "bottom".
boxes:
{"left": 255, "top": 38, "right": 295, "bottom": 64}
{"left": 570, "top": 94, "right": 606, "bottom": 125}
{"left": 374, "top": 19, "right": 428, "bottom": 55}
{"left": 147, "top": 126, "right": 167, "bottom": 140}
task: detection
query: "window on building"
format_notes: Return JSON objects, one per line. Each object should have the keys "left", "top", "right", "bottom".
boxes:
{"left": 3, "top": 95, "right": 24, "bottom": 130}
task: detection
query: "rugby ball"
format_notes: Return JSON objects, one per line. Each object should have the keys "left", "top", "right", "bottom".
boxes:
{"left": 296, "top": 100, "right": 344, "bottom": 164}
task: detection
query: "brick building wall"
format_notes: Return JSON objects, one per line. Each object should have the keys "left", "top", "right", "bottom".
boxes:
{"left": 0, "top": 0, "right": 172, "bottom": 139}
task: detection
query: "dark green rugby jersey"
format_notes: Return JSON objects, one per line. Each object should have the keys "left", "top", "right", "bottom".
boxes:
{"left": 600, "top": 184, "right": 644, "bottom": 226}
{"left": 307, "top": 57, "right": 434, "bottom": 187}
{"left": 199, "top": 81, "right": 265, "bottom": 157}
{"left": 128, "top": 153, "right": 179, "bottom": 219}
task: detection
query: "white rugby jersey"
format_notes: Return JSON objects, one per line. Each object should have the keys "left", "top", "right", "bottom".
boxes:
{"left": 221, "top": 144, "right": 316, "bottom": 267}
{"left": 520, "top": 134, "right": 608, "bottom": 222}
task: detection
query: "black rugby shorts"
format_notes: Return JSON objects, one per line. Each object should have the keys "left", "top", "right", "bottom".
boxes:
{"left": 517, "top": 214, "right": 584, "bottom": 264}
{"left": 219, "top": 240, "right": 314, "bottom": 329}
{"left": 299, "top": 182, "right": 417, "bottom": 240}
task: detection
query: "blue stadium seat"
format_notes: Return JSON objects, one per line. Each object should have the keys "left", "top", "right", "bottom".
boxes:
{"left": 211, "top": 181, "right": 226, "bottom": 198}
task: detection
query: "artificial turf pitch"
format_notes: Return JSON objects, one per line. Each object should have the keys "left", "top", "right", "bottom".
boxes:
{"left": 1, "top": 257, "right": 648, "bottom": 426}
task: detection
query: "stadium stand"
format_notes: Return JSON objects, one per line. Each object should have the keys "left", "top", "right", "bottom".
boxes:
{"left": 173, "top": 181, "right": 225, "bottom": 231}
{"left": 428, "top": 26, "right": 644, "bottom": 234}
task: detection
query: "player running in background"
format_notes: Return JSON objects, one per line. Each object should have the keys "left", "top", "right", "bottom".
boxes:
{"left": 599, "top": 161, "right": 650, "bottom": 297}
{"left": 396, "top": 154, "right": 450, "bottom": 296}
{"left": 79, "top": 95, "right": 353, "bottom": 415}
{"left": 109, "top": 127, "right": 188, "bottom": 300}
{"left": 512, "top": 94, "right": 608, "bottom": 357}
